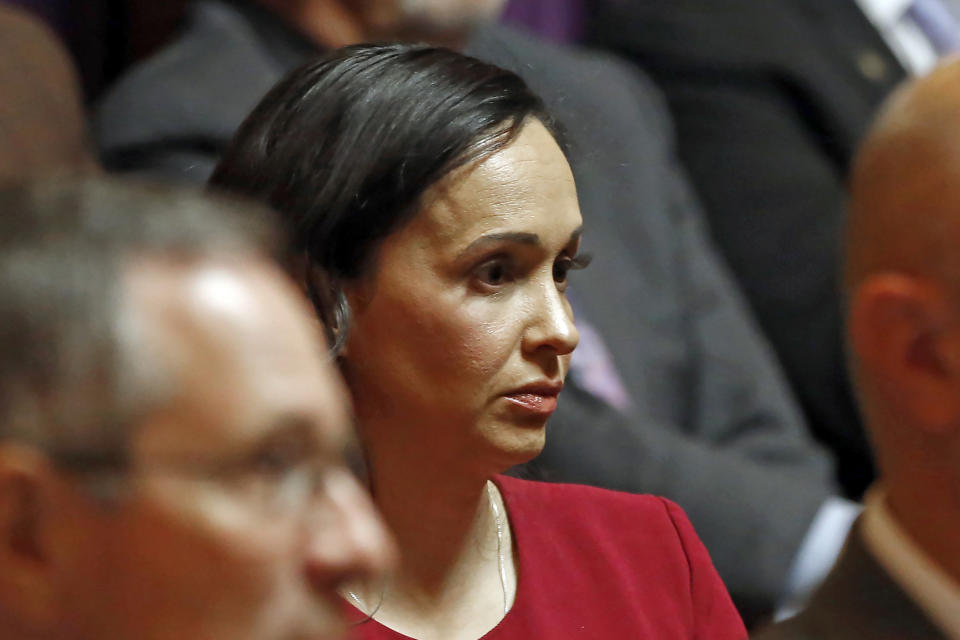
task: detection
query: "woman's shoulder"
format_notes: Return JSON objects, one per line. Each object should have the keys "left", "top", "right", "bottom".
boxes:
{"left": 495, "top": 476, "right": 746, "bottom": 639}
{"left": 496, "top": 474, "right": 673, "bottom": 508}
{"left": 495, "top": 475, "right": 693, "bottom": 542}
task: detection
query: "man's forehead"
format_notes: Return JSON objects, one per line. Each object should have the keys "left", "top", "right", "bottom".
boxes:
{"left": 121, "top": 256, "right": 351, "bottom": 453}
{"left": 125, "top": 256, "right": 273, "bottom": 314}
{"left": 122, "top": 255, "right": 321, "bottom": 355}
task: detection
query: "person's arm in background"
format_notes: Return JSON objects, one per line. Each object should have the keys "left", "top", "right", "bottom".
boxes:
{"left": 93, "top": 0, "right": 292, "bottom": 186}
{"left": 656, "top": 73, "right": 868, "bottom": 494}
{"left": 586, "top": 0, "right": 902, "bottom": 499}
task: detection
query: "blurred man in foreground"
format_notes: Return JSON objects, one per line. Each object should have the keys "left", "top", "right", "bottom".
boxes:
{"left": 0, "top": 178, "right": 394, "bottom": 640}
{"left": 756, "top": 60, "right": 960, "bottom": 639}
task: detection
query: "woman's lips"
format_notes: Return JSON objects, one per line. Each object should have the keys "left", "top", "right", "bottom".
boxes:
{"left": 502, "top": 382, "right": 563, "bottom": 416}
{"left": 504, "top": 393, "right": 558, "bottom": 415}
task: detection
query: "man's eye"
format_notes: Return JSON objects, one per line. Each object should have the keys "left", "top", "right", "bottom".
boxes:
{"left": 250, "top": 445, "right": 301, "bottom": 477}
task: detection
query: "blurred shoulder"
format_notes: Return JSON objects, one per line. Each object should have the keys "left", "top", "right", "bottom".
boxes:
{"left": 94, "top": 0, "right": 289, "bottom": 151}
{"left": 466, "top": 24, "right": 672, "bottom": 147}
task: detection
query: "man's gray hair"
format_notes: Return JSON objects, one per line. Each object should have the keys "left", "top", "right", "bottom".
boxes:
{"left": 0, "top": 177, "right": 281, "bottom": 464}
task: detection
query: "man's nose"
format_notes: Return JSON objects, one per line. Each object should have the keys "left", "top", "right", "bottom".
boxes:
{"left": 303, "top": 470, "right": 396, "bottom": 590}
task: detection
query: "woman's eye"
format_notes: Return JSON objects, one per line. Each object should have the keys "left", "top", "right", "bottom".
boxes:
{"left": 554, "top": 253, "right": 591, "bottom": 284}
{"left": 475, "top": 260, "right": 513, "bottom": 287}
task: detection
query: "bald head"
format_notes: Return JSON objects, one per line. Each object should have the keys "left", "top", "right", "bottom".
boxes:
{"left": 0, "top": 6, "right": 97, "bottom": 184}
{"left": 847, "top": 60, "right": 960, "bottom": 292}
{"left": 846, "top": 60, "right": 960, "bottom": 573}
{"left": 846, "top": 59, "right": 960, "bottom": 432}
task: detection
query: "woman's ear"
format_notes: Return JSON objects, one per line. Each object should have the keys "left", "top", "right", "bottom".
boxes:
{"left": 295, "top": 257, "right": 350, "bottom": 357}
{"left": 325, "top": 287, "right": 352, "bottom": 357}
{"left": 0, "top": 445, "right": 61, "bottom": 634}
{"left": 282, "top": 252, "right": 356, "bottom": 357}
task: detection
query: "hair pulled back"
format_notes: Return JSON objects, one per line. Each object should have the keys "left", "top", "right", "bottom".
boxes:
{"left": 209, "top": 43, "right": 556, "bottom": 345}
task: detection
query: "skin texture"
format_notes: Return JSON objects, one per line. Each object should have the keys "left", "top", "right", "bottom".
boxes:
{"left": 340, "top": 120, "right": 583, "bottom": 640}
{"left": 258, "top": 0, "right": 507, "bottom": 47}
{"left": 0, "top": 257, "right": 394, "bottom": 640}
{"left": 846, "top": 59, "right": 960, "bottom": 590}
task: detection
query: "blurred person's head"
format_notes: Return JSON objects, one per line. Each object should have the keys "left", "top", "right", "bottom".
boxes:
{"left": 210, "top": 44, "right": 582, "bottom": 487}
{"left": 254, "top": 0, "right": 508, "bottom": 48}
{"left": 0, "top": 178, "right": 393, "bottom": 640}
{"left": 846, "top": 58, "right": 960, "bottom": 580}
{"left": 0, "top": 6, "right": 97, "bottom": 184}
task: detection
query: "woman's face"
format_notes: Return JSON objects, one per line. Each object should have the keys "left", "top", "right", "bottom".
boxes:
{"left": 342, "top": 120, "right": 582, "bottom": 474}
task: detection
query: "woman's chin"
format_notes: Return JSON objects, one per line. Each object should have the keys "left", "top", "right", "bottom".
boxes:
{"left": 485, "top": 426, "right": 547, "bottom": 471}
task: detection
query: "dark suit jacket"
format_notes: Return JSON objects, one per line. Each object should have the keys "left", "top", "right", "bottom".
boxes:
{"left": 590, "top": 0, "right": 909, "bottom": 498}
{"left": 94, "top": 0, "right": 839, "bottom": 620}
{"left": 753, "top": 524, "right": 947, "bottom": 639}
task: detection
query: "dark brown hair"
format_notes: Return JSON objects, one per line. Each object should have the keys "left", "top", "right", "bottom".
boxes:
{"left": 209, "top": 43, "right": 559, "bottom": 347}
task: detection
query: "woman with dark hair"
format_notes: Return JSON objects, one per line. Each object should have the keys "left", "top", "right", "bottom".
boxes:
{"left": 210, "top": 43, "right": 746, "bottom": 640}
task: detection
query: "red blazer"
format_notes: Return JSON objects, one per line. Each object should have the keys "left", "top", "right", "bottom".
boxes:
{"left": 349, "top": 475, "right": 747, "bottom": 639}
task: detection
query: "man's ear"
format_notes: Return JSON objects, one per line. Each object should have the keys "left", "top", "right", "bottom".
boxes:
{"left": 0, "top": 445, "right": 61, "bottom": 634}
{"left": 850, "top": 273, "right": 960, "bottom": 434}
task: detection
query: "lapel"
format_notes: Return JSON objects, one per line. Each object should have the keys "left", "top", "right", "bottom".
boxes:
{"left": 802, "top": 0, "right": 906, "bottom": 93}
{"left": 792, "top": 522, "right": 947, "bottom": 639}
{"left": 781, "top": 0, "right": 907, "bottom": 164}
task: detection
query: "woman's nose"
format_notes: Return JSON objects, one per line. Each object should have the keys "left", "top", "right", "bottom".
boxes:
{"left": 523, "top": 280, "right": 579, "bottom": 357}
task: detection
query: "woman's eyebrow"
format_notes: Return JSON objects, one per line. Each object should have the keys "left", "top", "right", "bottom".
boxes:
{"left": 457, "top": 226, "right": 583, "bottom": 259}
{"left": 458, "top": 231, "right": 540, "bottom": 258}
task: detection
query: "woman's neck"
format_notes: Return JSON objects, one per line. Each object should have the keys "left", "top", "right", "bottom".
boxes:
{"left": 374, "top": 456, "right": 496, "bottom": 590}
{"left": 348, "top": 452, "right": 516, "bottom": 639}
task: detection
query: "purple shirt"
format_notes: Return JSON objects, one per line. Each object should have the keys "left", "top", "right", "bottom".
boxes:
{"left": 499, "top": 0, "right": 586, "bottom": 43}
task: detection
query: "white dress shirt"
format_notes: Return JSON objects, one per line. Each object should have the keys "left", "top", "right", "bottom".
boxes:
{"left": 775, "top": 497, "right": 861, "bottom": 620}
{"left": 861, "top": 486, "right": 960, "bottom": 640}
{"left": 855, "top": 0, "right": 958, "bottom": 74}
